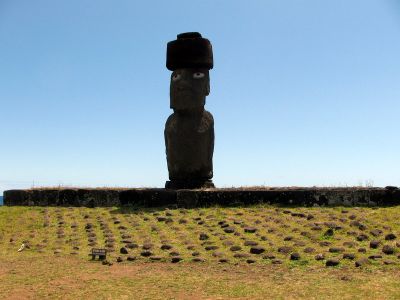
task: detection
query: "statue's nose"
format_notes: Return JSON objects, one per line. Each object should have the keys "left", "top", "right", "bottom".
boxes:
{"left": 176, "top": 82, "right": 190, "bottom": 91}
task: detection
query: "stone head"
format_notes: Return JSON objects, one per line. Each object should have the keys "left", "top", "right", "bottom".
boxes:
{"left": 170, "top": 68, "right": 210, "bottom": 111}
{"left": 166, "top": 32, "right": 213, "bottom": 112}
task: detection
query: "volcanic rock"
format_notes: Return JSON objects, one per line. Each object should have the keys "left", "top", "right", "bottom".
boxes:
{"left": 161, "top": 244, "right": 173, "bottom": 250}
{"left": 250, "top": 246, "right": 265, "bottom": 254}
{"left": 244, "top": 240, "right": 258, "bottom": 246}
{"left": 230, "top": 245, "right": 242, "bottom": 252}
{"left": 369, "top": 240, "right": 381, "bottom": 249}
{"left": 385, "top": 233, "right": 397, "bottom": 240}
{"left": 199, "top": 233, "right": 209, "bottom": 240}
{"left": 244, "top": 227, "right": 257, "bottom": 233}
{"left": 343, "top": 253, "right": 356, "bottom": 260}
{"left": 278, "top": 246, "right": 293, "bottom": 254}
{"left": 355, "top": 258, "right": 369, "bottom": 267}
{"left": 303, "top": 247, "right": 315, "bottom": 253}
{"left": 356, "top": 234, "right": 369, "bottom": 241}
{"left": 290, "top": 252, "right": 301, "bottom": 260}
{"left": 329, "top": 247, "right": 344, "bottom": 253}
{"left": 370, "top": 229, "right": 383, "bottom": 237}
{"left": 382, "top": 245, "right": 395, "bottom": 255}
{"left": 325, "top": 259, "right": 340, "bottom": 267}
{"left": 140, "top": 250, "right": 152, "bottom": 257}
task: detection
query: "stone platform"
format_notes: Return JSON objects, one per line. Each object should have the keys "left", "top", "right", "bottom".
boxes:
{"left": 3, "top": 186, "right": 399, "bottom": 207}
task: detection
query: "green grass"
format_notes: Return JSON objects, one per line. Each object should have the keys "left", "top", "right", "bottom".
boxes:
{"left": 1, "top": 205, "right": 400, "bottom": 299}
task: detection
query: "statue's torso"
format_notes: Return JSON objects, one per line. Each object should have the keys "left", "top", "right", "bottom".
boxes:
{"left": 165, "top": 110, "right": 214, "bottom": 180}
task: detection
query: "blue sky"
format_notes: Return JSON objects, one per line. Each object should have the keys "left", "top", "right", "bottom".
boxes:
{"left": 1, "top": 0, "right": 399, "bottom": 194}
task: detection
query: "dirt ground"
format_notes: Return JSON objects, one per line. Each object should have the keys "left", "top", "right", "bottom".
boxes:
{"left": 1, "top": 254, "right": 400, "bottom": 300}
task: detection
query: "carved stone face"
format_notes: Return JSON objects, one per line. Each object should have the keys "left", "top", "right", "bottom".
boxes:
{"left": 170, "top": 68, "right": 210, "bottom": 111}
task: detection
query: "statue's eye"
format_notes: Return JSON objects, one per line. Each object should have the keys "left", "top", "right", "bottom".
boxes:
{"left": 193, "top": 72, "right": 205, "bottom": 79}
{"left": 172, "top": 74, "right": 181, "bottom": 81}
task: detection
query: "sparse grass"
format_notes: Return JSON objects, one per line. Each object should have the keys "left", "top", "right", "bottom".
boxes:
{"left": 19, "top": 185, "right": 387, "bottom": 192}
{"left": 1, "top": 205, "right": 400, "bottom": 299}
{"left": 25, "top": 186, "right": 133, "bottom": 191}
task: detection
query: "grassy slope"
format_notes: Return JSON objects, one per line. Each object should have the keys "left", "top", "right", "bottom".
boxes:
{"left": 1, "top": 205, "right": 400, "bottom": 299}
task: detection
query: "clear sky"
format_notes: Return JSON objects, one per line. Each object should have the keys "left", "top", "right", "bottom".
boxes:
{"left": 1, "top": 0, "right": 399, "bottom": 194}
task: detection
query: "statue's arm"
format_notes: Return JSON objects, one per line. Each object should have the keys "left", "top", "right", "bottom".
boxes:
{"left": 164, "top": 129, "right": 168, "bottom": 157}
{"left": 207, "top": 112, "right": 214, "bottom": 172}
{"left": 164, "top": 114, "right": 174, "bottom": 157}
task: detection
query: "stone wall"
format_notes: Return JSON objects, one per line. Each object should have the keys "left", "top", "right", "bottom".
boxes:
{"left": 3, "top": 187, "right": 399, "bottom": 207}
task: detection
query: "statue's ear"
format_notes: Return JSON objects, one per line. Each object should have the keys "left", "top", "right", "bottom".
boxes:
{"left": 205, "top": 80, "right": 210, "bottom": 96}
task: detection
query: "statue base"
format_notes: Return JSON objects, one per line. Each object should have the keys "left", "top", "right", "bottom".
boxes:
{"left": 165, "top": 179, "right": 215, "bottom": 190}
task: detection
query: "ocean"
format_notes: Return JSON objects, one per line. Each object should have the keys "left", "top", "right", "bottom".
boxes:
{"left": 0, "top": 196, "right": 3, "bottom": 205}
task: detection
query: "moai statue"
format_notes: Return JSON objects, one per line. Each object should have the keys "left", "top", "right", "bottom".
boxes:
{"left": 164, "top": 32, "right": 215, "bottom": 189}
